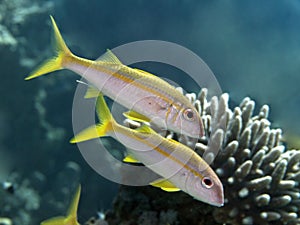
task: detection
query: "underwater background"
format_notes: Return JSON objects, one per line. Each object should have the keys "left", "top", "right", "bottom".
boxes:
{"left": 1, "top": 0, "right": 300, "bottom": 224}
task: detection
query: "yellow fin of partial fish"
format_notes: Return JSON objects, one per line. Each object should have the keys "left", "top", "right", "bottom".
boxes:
{"left": 40, "top": 185, "right": 81, "bottom": 225}
{"left": 150, "top": 178, "right": 180, "bottom": 192}
{"left": 135, "top": 124, "right": 155, "bottom": 134}
{"left": 66, "top": 185, "right": 81, "bottom": 222}
{"left": 40, "top": 216, "right": 67, "bottom": 225}
{"left": 70, "top": 93, "right": 114, "bottom": 143}
{"left": 123, "top": 155, "right": 140, "bottom": 163}
{"left": 166, "top": 138, "right": 179, "bottom": 144}
{"left": 76, "top": 80, "right": 99, "bottom": 99}
{"left": 84, "top": 85, "right": 100, "bottom": 99}
{"left": 98, "top": 49, "right": 123, "bottom": 64}
{"left": 70, "top": 124, "right": 108, "bottom": 143}
{"left": 123, "top": 110, "right": 151, "bottom": 123}
{"left": 25, "top": 16, "right": 73, "bottom": 80}
{"left": 95, "top": 93, "right": 114, "bottom": 125}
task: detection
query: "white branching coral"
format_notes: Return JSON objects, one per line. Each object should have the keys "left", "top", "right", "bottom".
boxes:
{"left": 187, "top": 89, "right": 300, "bottom": 225}
{"left": 125, "top": 88, "right": 300, "bottom": 225}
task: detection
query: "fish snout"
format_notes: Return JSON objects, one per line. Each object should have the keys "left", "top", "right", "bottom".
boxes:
{"left": 212, "top": 189, "right": 224, "bottom": 207}
{"left": 211, "top": 178, "right": 224, "bottom": 207}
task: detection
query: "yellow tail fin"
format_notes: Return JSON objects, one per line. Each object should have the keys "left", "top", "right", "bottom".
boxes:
{"left": 70, "top": 93, "right": 115, "bottom": 143}
{"left": 25, "top": 16, "right": 72, "bottom": 80}
{"left": 40, "top": 185, "right": 81, "bottom": 225}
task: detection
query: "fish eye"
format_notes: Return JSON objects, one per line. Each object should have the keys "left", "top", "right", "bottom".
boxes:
{"left": 183, "top": 108, "right": 195, "bottom": 121}
{"left": 201, "top": 177, "right": 214, "bottom": 189}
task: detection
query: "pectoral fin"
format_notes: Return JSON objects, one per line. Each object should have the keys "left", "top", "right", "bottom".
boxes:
{"left": 123, "top": 110, "right": 150, "bottom": 123}
{"left": 84, "top": 85, "right": 100, "bottom": 99}
{"left": 150, "top": 178, "right": 181, "bottom": 192}
{"left": 135, "top": 124, "right": 155, "bottom": 134}
{"left": 123, "top": 155, "right": 140, "bottom": 163}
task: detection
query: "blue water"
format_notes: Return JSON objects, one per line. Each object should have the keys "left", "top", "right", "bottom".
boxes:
{"left": 1, "top": 0, "right": 300, "bottom": 224}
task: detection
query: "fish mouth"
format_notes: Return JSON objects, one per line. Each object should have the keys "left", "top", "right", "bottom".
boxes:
{"left": 187, "top": 127, "right": 205, "bottom": 139}
{"left": 181, "top": 129, "right": 203, "bottom": 139}
{"left": 207, "top": 194, "right": 224, "bottom": 207}
{"left": 209, "top": 180, "right": 224, "bottom": 207}
{"left": 196, "top": 195, "right": 224, "bottom": 207}
{"left": 214, "top": 186, "right": 224, "bottom": 207}
{"left": 212, "top": 199, "right": 224, "bottom": 207}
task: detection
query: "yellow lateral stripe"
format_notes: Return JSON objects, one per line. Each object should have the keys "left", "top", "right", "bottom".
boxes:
{"left": 152, "top": 142, "right": 204, "bottom": 179}
{"left": 100, "top": 67, "right": 173, "bottom": 104}
{"left": 73, "top": 57, "right": 181, "bottom": 108}
{"left": 114, "top": 125, "right": 204, "bottom": 179}
{"left": 70, "top": 59, "right": 201, "bottom": 176}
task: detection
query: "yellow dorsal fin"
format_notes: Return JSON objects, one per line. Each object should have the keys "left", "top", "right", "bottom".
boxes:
{"left": 98, "top": 49, "right": 123, "bottom": 64}
{"left": 150, "top": 178, "right": 180, "bottom": 192}
{"left": 135, "top": 124, "right": 155, "bottom": 134}
{"left": 166, "top": 138, "right": 179, "bottom": 144}
{"left": 123, "top": 154, "right": 140, "bottom": 163}
{"left": 41, "top": 185, "right": 81, "bottom": 225}
{"left": 84, "top": 85, "right": 100, "bottom": 99}
{"left": 123, "top": 110, "right": 150, "bottom": 123}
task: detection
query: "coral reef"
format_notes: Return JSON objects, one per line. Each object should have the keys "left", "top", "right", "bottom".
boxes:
{"left": 85, "top": 214, "right": 109, "bottom": 225}
{"left": 0, "top": 217, "right": 12, "bottom": 225}
{"left": 1, "top": 172, "right": 41, "bottom": 225}
{"left": 106, "top": 89, "right": 300, "bottom": 225}
{"left": 0, "top": 0, "right": 60, "bottom": 175}
{"left": 1, "top": 1, "right": 299, "bottom": 224}
{"left": 196, "top": 89, "right": 300, "bottom": 225}
{"left": 0, "top": 161, "right": 81, "bottom": 225}
{"left": 0, "top": 1, "right": 69, "bottom": 224}
{"left": 0, "top": 0, "right": 53, "bottom": 69}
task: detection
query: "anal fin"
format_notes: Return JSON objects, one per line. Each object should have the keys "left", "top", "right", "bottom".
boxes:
{"left": 150, "top": 178, "right": 181, "bottom": 192}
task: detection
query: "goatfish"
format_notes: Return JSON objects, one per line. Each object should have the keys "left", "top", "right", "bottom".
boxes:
{"left": 25, "top": 16, "right": 205, "bottom": 139}
{"left": 70, "top": 94, "right": 224, "bottom": 206}
{"left": 41, "top": 185, "right": 81, "bottom": 225}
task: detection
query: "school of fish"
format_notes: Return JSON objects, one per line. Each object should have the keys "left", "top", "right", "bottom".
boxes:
{"left": 71, "top": 93, "right": 224, "bottom": 206}
{"left": 25, "top": 16, "right": 224, "bottom": 224}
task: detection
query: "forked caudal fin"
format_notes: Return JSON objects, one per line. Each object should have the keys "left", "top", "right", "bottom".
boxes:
{"left": 25, "top": 16, "right": 73, "bottom": 80}
{"left": 70, "top": 93, "right": 115, "bottom": 143}
{"left": 40, "top": 185, "right": 81, "bottom": 225}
